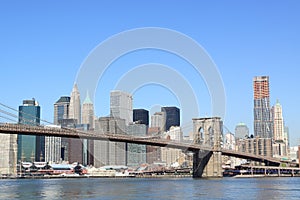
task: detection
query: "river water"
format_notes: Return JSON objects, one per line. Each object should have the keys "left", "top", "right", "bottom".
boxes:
{"left": 0, "top": 177, "right": 299, "bottom": 199}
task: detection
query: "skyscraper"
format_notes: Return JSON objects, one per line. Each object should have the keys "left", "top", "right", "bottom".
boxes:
{"left": 82, "top": 91, "right": 94, "bottom": 129}
{"left": 54, "top": 96, "right": 70, "bottom": 125}
{"left": 253, "top": 76, "right": 273, "bottom": 138}
{"left": 94, "top": 117, "right": 126, "bottom": 167}
{"left": 133, "top": 109, "right": 149, "bottom": 126}
{"left": 18, "top": 99, "right": 42, "bottom": 162}
{"left": 161, "top": 106, "right": 180, "bottom": 131}
{"left": 273, "top": 100, "right": 284, "bottom": 141}
{"left": 126, "top": 124, "right": 147, "bottom": 167}
{"left": 45, "top": 96, "right": 71, "bottom": 163}
{"left": 110, "top": 90, "right": 133, "bottom": 125}
{"left": 151, "top": 112, "right": 166, "bottom": 131}
{"left": 235, "top": 123, "right": 249, "bottom": 139}
{"left": 272, "top": 100, "right": 288, "bottom": 158}
{"left": 69, "top": 84, "right": 81, "bottom": 124}
{"left": 146, "top": 127, "right": 161, "bottom": 164}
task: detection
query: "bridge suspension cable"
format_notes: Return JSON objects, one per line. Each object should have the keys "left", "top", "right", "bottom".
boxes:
{"left": 0, "top": 102, "right": 54, "bottom": 125}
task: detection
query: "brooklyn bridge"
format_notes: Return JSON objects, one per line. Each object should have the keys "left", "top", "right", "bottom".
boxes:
{"left": 0, "top": 117, "right": 283, "bottom": 178}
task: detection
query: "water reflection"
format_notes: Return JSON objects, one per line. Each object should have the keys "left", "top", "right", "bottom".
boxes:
{"left": 0, "top": 178, "right": 300, "bottom": 199}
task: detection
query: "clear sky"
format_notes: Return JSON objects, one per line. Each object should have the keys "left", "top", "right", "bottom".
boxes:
{"left": 1, "top": 1, "right": 300, "bottom": 145}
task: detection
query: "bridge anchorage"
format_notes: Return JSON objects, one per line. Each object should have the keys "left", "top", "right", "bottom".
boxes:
{"left": 192, "top": 117, "right": 223, "bottom": 178}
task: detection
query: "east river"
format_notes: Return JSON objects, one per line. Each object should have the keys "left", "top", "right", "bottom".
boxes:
{"left": 0, "top": 177, "right": 299, "bottom": 199}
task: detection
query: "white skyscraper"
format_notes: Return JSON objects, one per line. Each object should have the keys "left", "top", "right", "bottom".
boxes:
{"left": 69, "top": 84, "right": 81, "bottom": 124}
{"left": 272, "top": 100, "right": 288, "bottom": 158}
{"left": 110, "top": 90, "right": 133, "bottom": 125}
{"left": 273, "top": 100, "right": 285, "bottom": 141}
{"left": 151, "top": 112, "right": 166, "bottom": 131}
{"left": 82, "top": 91, "right": 94, "bottom": 129}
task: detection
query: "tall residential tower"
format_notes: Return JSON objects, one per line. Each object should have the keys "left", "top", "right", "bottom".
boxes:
{"left": 253, "top": 76, "right": 273, "bottom": 138}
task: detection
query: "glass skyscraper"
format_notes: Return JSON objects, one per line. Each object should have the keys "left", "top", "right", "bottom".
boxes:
{"left": 161, "top": 106, "right": 180, "bottom": 131}
{"left": 133, "top": 109, "right": 149, "bottom": 126}
{"left": 18, "top": 99, "right": 42, "bottom": 162}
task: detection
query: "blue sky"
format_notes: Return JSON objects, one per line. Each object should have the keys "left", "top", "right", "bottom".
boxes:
{"left": 0, "top": 1, "right": 300, "bottom": 145}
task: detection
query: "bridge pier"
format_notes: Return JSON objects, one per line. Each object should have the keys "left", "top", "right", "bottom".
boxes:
{"left": 192, "top": 117, "right": 223, "bottom": 178}
{"left": 193, "top": 150, "right": 222, "bottom": 178}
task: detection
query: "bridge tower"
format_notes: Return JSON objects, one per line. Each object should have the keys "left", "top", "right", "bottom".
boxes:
{"left": 192, "top": 117, "right": 223, "bottom": 178}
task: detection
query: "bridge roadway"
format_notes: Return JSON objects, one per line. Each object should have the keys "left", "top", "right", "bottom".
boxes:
{"left": 0, "top": 123, "right": 281, "bottom": 165}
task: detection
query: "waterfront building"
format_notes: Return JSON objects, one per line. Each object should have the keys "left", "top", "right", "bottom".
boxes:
{"left": 235, "top": 123, "right": 249, "bottom": 139}
{"left": 44, "top": 125, "right": 61, "bottom": 163}
{"left": 69, "top": 84, "right": 81, "bottom": 124}
{"left": 58, "top": 119, "right": 76, "bottom": 162}
{"left": 18, "top": 99, "right": 43, "bottom": 162}
{"left": 151, "top": 112, "right": 166, "bottom": 131}
{"left": 94, "top": 117, "right": 126, "bottom": 167}
{"left": 161, "top": 107, "right": 180, "bottom": 131}
{"left": 237, "top": 137, "right": 272, "bottom": 157}
{"left": 146, "top": 127, "right": 162, "bottom": 164}
{"left": 161, "top": 127, "right": 183, "bottom": 167}
{"left": 110, "top": 90, "right": 133, "bottom": 125}
{"left": 126, "top": 124, "right": 147, "bottom": 167}
{"left": 253, "top": 76, "right": 273, "bottom": 138}
{"left": 0, "top": 133, "right": 17, "bottom": 175}
{"left": 72, "top": 124, "right": 93, "bottom": 166}
{"left": 289, "top": 146, "right": 299, "bottom": 163}
{"left": 46, "top": 96, "right": 71, "bottom": 163}
{"left": 133, "top": 109, "right": 149, "bottom": 126}
{"left": 161, "top": 148, "right": 183, "bottom": 167}
{"left": 82, "top": 91, "right": 95, "bottom": 129}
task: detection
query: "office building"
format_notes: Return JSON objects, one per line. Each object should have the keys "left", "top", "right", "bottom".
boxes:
{"left": 151, "top": 112, "right": 166, "bottom": 131}
{"left": 53, "top": 96, "right": 70, "bottom": 125}
{"left": 45, "top": 96, "right": 71, "bottom": 163}
{"left": 110, "top": 90, "right": 133, "bottom": 125}
{"left": 237, "top": 137, "right": 272, "bottom": 157}
{"left": 94, "top": 117, "right": 126, "bottom": 167}
{"left": 235, "top": 123, "right": 249, "bottom": 139}
{"left": 161, "top": 127, "right": 183, "bottom": 167}
{"left": 272, "top": 100, "right": 288, "bottom": 158}
{"left": 126, "top": 124, "right": 147, "bottom": 167}
{"left": 18, "top": 99, "right": 42, "bottom": 162}
{"left": 165, "top": 126, "right": 182, "bottom": 142}
{"left": 82, "top": 91, "right": 95, "bottom": 129}
{"left": 146, "top": 127, "right": 162, "bottom": 164}
{"left": 133, "top": 109, "right": 149, "bottom": 126}
{"left": 69, "top": 84, "right": 81, "bottom": 124}
{"left": 161, "top": 106, "right": 180, "bottom": 131}
{"left": 273, "top": 100, "right": 285, "bottom": 141}
{"left": 253, "top": 76, "right": 273, "bottom": 138}
{"left": 58, "top": 119, "right": 76, "bottom": 162}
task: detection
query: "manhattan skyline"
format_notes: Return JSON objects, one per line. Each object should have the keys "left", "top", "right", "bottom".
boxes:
{"left": 1, "top": 1, "right": 300, "bottom": 146}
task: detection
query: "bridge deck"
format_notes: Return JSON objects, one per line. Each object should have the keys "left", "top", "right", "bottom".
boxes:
{"left": 0, "top": 123, "right": 281, "bottom": 165}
